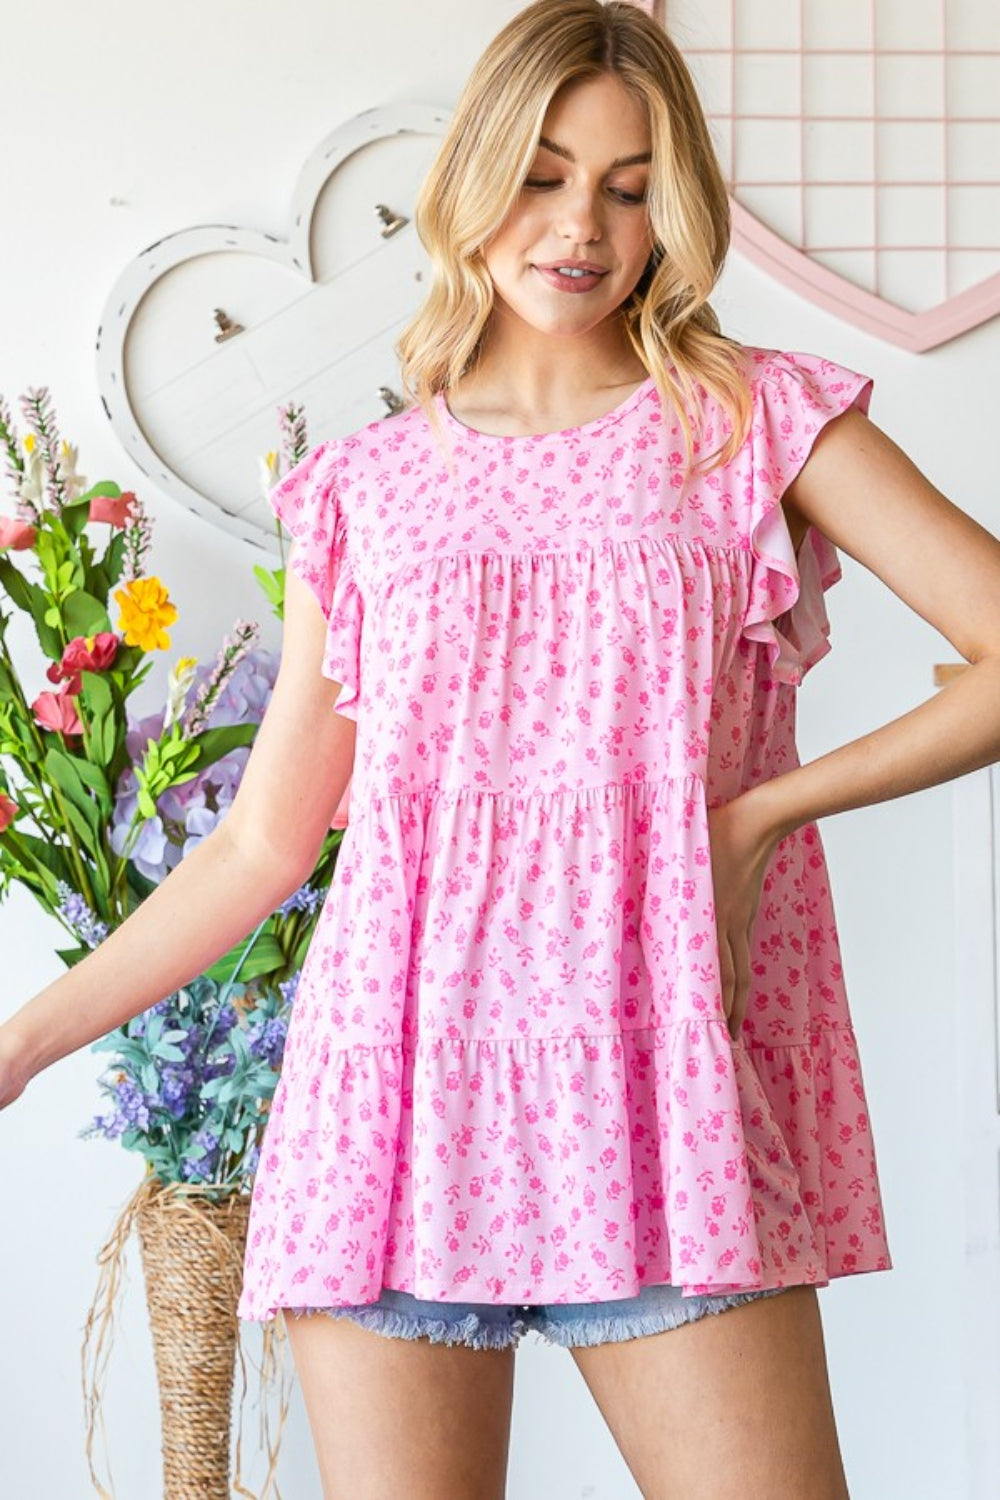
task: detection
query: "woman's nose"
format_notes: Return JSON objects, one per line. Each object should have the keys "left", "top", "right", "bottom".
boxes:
{"left": 556, "top": 187, "right": 603, "bottom": 243}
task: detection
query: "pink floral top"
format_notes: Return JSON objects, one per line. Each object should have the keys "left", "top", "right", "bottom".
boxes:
{"left": 236, "top": 345, "right": 893, "bottom": 1322}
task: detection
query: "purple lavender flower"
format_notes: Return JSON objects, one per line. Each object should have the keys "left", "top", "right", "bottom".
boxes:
{"left": 183, "top": 622, "right": 261, "bottom": 738}
{"left": 56, "top": 881, "right": 110, "bottom": 948}
{"left": 121, "top": 494, "right": 153, "bottom": 581}
{"left": 278, "top": 972, "right": 300, "bottom": 1009}
{"left": 198, "top": 645, "right": 277, "bottom": 725}
{"left": 247, "top": 1015, "right": 288, "bottom": 1068}
{"left": 276, "top": 884, "right": 326, "bottom": 918}
{"left": 159, "top": 1069, "right": 195, "bottom": 1118}
{"left": 110, "top": 1077, "right": 151, "bottom": 1132}
{"left": 181, "top": 1123, "right": 222, "bottom": 1181}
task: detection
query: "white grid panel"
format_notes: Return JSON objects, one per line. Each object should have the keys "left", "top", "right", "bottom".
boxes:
{"left": 667, "top": 0, "right": 1000, "bottom": 313}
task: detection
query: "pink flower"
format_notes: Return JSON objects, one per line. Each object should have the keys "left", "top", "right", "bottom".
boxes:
{"left": 0, "top": 515, "right": 38, "bottom": 551}
{"left": 46, "top": 632, "right": 120, "bottom": 695}
{"left": 0, "top": 793, "right": 17, "bottom": 831}
{"left": 88, "top": 492, "right": 135, "bottom": 528}
{"left": 32, "top": 689, "right": 84, "bottom": 737}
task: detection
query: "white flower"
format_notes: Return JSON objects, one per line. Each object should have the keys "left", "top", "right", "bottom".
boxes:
{"left": 55, "top": 440, "right": 88, "bottom": 502}
{"left": 258, "top": 450, "right": 281, "bottom": 499}
{"left": 17, "top": 437, "right": 46, "bottom": 512}
{"left": 163, "top": 656, "right": 199, "bottom": 730}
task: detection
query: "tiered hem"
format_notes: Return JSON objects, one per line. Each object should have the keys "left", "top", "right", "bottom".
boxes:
{"left": 236, "top": 1018, "right": 891, "bottom": 1322}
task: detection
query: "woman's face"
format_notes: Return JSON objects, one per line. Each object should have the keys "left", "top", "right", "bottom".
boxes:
{"left": 481, "top": 73, "right": 655, "bottom": 339}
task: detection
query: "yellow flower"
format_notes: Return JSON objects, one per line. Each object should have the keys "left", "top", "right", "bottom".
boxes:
{"left": 114, "top": 576, "right": 178, "bottom": 651}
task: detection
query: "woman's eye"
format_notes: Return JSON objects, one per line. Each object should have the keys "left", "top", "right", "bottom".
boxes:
{"left": 523, "top": 179, "right": 647, "bottom": 204}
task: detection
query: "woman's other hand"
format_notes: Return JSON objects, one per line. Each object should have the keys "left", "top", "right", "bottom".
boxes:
{"left": 707, "top": 791, "right": 782, "bottom": 1041}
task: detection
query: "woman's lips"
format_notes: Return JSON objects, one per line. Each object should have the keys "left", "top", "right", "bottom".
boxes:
{"left": 533, "top": 265, "right": 608, "bottom": 293}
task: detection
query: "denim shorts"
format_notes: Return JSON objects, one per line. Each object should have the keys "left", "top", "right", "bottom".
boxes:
{"left": 288, "top": 1281, "right": 787, "bottom": 1351}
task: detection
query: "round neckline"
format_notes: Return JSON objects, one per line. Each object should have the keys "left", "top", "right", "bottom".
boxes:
{"left": 436, "top": 372, "right": 656, "bottom": 442}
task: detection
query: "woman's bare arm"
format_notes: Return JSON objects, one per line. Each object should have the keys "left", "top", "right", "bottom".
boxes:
{"left": 0, "top": 566, "right": 354, "bottom": 1087}
{"left": 753, "top": 408, "right": 1000, "bottom": 839}
{"left": 709, "top": 409, "right": 1000, "bottom": 1035}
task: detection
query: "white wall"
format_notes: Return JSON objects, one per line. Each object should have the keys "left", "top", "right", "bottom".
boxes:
{"left": 1, "top": 3, "right": 996, "bottom": 1496}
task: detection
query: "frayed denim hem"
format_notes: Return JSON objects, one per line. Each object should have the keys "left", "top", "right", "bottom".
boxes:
{"left": 306, "top": 1303, "right": 526, "bottom": 1351}
{"left": 531, "top": 1286, "right": 787, "bottom": 1349}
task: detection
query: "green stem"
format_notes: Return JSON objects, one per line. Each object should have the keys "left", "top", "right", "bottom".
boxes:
{"left": 0, "top": 636, "right": 98, "bottom": 905}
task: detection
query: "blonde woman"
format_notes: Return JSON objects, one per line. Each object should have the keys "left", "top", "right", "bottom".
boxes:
{"left": 4, "top": 3, "right": 1000, "bottom": 1496}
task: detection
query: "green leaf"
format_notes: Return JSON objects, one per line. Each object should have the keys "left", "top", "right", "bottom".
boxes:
{"left": 60, "top": 496, "right": 92, "bottom": 540}
{"left": 100, "top": 709, "right": 118, "bottom": 769}
{"left": 79, "top": 669, "right": 114, "bottom": 720}
{"left": 78, "top": 671, "right": 121, "bottom": 770}
{"left": 253, "top": 564, "right": 285, "bottom": 621}
{"left": 55, "top": 943, "right": 92, "bottom": 967}
{"left": 187, "top": 722, "right": 258, "bottom": 771}
{"left": 202, "top": 932, "right": 285, "bottom": 985}
{"left": 0, "top": 556, "right": 64, "bottom": 657}
{"left": 151, "top": 1041, "right": 186, "bottom": 1063}
{"left": 88, "top": 529, "right": 127, "bottom": 598}
{"left": 70, "top": 481, "right": 122, "bottom": 505}
{"left": 72, "top": 757, "right": 113, "bottom": 818}
{"left": 44, "top": 746, "right": 103, "bottom": 843}
{"left": 0, "top": 828, "right": 72, "bottom": 894}
{"left": 62, "top": 590, "right": 111, "bottom": 638}
{"left": 55, "top": 795, "right": 98, "bottom": 851}
{"left": 89, "top": 711, "right": 113, "bottom": 771}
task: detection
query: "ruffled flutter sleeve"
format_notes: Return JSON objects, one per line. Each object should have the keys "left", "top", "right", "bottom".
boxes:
{"left": 268, "top": 440, "right": 364, "bottom": 721}
{"left": 743, "top": 349, "right": 874, "bottom": 685}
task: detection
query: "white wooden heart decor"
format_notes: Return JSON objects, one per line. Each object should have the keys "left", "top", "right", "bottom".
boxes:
{"left": 644, "top": 0, "right": 1000, "bottom": 350}
{"left": 96, "top": 103, "right": 449, "bottom": 551}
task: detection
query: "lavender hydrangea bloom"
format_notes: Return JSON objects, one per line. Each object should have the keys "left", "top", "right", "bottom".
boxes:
{"left": 109, "top": 650, "right": 279, "bottom": 883}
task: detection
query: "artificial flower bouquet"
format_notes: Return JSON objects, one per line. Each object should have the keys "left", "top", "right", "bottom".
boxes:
{"left": 0, "top": 387, "right": 339, "bottom": 1188}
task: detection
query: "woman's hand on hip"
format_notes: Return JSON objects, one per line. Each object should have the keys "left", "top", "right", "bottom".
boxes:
{"left": 707, "top": 790, "right": 783, "bottom": 1042}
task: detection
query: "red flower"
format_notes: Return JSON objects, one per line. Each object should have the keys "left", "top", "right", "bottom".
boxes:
{"left": 88, "top": 492, "right": 135, "bottom": 528}
{"left": 46, "top": 632, "right": 119, "bottom": 695}
{"left": 0, "top": 515, "right": 38, "bottom": 551}
{"left": 0, "top": 793, "right": 17, "bottom": 831}
{"left": 32, "top": 689, "right": 84, "bottom": 737}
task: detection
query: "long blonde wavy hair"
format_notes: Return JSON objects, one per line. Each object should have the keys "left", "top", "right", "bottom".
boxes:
{"left": 394, "top": 0, "right": 753, "bottom": 480}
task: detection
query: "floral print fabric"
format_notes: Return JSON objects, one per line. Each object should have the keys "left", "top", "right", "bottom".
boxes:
{"left": 237, "top": 345, "right": 893, "bottom": 1322}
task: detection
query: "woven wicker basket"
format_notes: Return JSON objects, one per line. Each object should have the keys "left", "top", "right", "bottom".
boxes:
{"left": 82, "top": 1169, "right": 290, "bottom": 1499}
{"left": 136, "top": 1180, "right": 251, "bottom": 1497}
